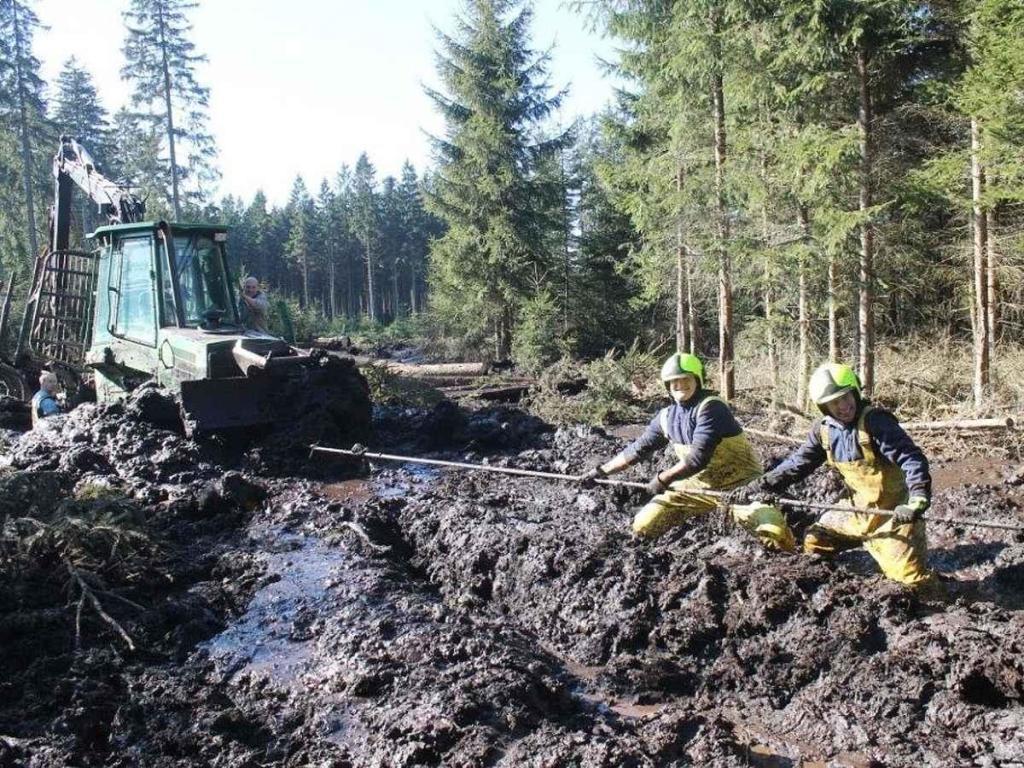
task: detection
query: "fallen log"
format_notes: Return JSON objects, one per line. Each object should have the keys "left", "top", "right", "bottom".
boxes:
{"left": 354, "top": 359, "right": 490, "bottom": 377}
{"left": 904, "top": 416, "right": 1014, "bottom": 431}
{"left": 745, "top": 428, "right": 803, "bottom": 446}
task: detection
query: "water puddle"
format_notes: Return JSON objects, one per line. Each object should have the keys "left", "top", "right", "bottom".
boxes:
{"left": 375, "top": 464, "right": 439, "bottom": 499}
{"left": 202, "top": 531, "right": 347, "bottom": 688}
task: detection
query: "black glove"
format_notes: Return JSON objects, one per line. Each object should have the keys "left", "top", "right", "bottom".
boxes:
{"left": 725, "top": 478, "right": 776, "bottom": 506}
{"left": 579, "top": 465, "right": 607, "bottom": 489}
{"left": 645, "top": 473, "right": 668, "bottom": 495}
{"left": 890, "top": 496, "right": 928, "bottom": 525}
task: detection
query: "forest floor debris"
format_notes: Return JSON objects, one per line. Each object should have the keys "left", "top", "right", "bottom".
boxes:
{"left": 1, "top": 392, "right": 1022, "bottom": 766}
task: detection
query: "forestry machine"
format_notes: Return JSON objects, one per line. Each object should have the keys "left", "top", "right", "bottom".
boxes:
{"left": 0, "top": 136, "right": 369, "bottom": 436}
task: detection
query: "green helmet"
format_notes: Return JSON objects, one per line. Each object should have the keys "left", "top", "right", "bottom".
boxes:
{"left": 660, "top": 352, "right": 704, "bottom": 391}
{"left": 808, "top": 362, "right": 861, "bottom": 414}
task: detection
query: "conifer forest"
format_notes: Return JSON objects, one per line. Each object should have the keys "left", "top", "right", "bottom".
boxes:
{"left": 2, "top": 1, "right": 1024, "bottom": 766}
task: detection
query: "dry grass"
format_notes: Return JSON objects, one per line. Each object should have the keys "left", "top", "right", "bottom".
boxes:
{"left": 734, "top": 336, "right": 1024, "bottom": 423}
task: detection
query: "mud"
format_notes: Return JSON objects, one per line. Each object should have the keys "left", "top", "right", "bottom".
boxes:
{"left": 1, "top": 395, "right": 1022, "bottom": 766}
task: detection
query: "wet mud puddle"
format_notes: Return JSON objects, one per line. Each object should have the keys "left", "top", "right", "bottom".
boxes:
{"left": 202, "top": 530, "right": 345, "bottom": 687}
{"left": 203, "top": 467, "right": 437, "bottom": 688}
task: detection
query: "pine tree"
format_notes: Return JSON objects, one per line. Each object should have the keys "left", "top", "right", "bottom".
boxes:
{"left": 122, "top": 0, "right": 217, "bottom": 219}
{"left": 396, "top": 162, "right": 437, "bottom": 314}
{"left": 52, "top": 58, "right": 111, "bottom": 164}
{"left": 107, "top": 107, "right": 173, "bottom": 220}
{"left": 0, "top": 0, "right": 49, "bottom": 261}
{"left": 284, "top": 176, "right": 313, "bottom": 308}
{"left": 350, "top": 153, "right": 379, "bottom": 322}
{"left": 426, "top": 0, "right": 568, "bottom": 360}
{"left": 315, "top": 179, "right": 340, "bottom": 318}
{"left": 51, "top": 57, "right": 114, "bottom": 242}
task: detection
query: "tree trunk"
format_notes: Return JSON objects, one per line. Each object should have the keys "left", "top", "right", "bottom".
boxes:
{"left": 797, "top": 205, "right": 811, "bottom": 409}
{"left": 760, "top": 158, "right": 779, "bottom": 404}
{"left": 857, "top": 44, "right": 874, "bottom": 393}
{"left": 365, "top": 236, "right": 377, "bottom": 322}
{"left": 675, "top": 165, "right": 690, "bottom": 353}
{"left": 301, "top": 253, "right": 310, "bottom": 309}
{"left": 971, "top": 117, "right": 989, "bottom": 409}
{"left": 410, "top": 263, "right": 418, "bottom": 314}
{"left": 157, "top": 0, "right": 182, "bottom": 220}
{"left": 686, "top": 257, "right": 697, "bottom": 354}
{"left": 765, "top": 275, "right": 778, "bottom": 405}
{"left": 393, "top": 268, "right": 400, "bottom": 319}
{"left": 827, "top": 254, "right": 839, "bottom": 361}
{"left": 986, "top": 206, "right": 998, "bottom": 359}
{"left": 347, "top": 256, "right": 356, "bottom": 318}
{"left": 12, "top": 2, "right": 40, "bottom": 259}
{"left": 496, "top": 308, "right": 512, "bottom": 361}
{"left": 329, "top": 259, "right": 337, "bottom": 319}
{"left": 712, "top": 70, "right": 733, "bottom": 399}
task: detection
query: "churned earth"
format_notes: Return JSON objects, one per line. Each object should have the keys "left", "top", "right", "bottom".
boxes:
{"left": 1, "top": 392, "right": 1022, "bottom": 767}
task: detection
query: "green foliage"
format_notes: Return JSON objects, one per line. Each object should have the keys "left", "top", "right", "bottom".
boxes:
{"left": 121, "top": 0, "right": 218, "bottom": 216}
{"left": 425, "top": 0, "right": 570, "bottom": 360}
{"left": 525, "top": 343, "right": 664, "bottom": 426}
{"left": 0, "top": 0, "right": 51, "bottom": 264}
{"left": 511, "top": 289, "right": 572, "bottom": 374}
{"left": 360, "top": 363, "right": 443, "bottom": 408}
{"left": 51, "top": 57, "right": 113, "bottom": 244}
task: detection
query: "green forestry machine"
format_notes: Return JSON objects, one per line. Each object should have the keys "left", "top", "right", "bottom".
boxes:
{"left": 0, "top": 137, "right": 370, "bottom": 437}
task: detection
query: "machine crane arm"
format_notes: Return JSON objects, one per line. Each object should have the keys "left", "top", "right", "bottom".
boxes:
{"left": 51, "top": 135, "right": 146, "bottom": 252}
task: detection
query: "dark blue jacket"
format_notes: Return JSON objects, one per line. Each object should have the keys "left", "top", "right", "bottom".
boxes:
{"left": 621, "top": 390, "right": 743, "bottom": 477}
{"left": 764, "top": 405, "right": 931, "bottom": 500}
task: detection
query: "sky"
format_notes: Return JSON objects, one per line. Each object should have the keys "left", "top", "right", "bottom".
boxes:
{"left": 33, "top": 0, "right": 620, "bottom": 207}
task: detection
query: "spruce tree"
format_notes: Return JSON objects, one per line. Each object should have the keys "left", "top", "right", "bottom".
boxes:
{"left": 51, "top": 57, "right": 114, "bottom": 241}
{"left": 426, "top": 0, "right": 568, "bottom": 360}
{"left": 52, "top": 58, "right": 111, "bottom": 164}
{"left": 107, "top": 107, "right": 173, "bottom": 219}
{"left": 284, "top": 176, "right": 313, "bottom": 308}
{"left": 122, "top": 0, "right": 216, "bottom": 219}
{"left": 351, "top": 153, "right": 379, "bottom": 322}
{"left": 0, "top": 0, "right": 48, "bottom": 261}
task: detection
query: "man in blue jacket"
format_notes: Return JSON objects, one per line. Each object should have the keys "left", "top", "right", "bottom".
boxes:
{"left": 580, "top": 353, "right": 795, "bottom": 550}
{"left": 731, "top": 362, "right": 934, "bottom": 587}
{"left": 31, "top": 371, "right": 62, "bottom": 428}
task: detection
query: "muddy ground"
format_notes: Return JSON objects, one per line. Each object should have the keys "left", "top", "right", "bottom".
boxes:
{"left": 1, "top": 393, "right": 1023, "bottom": 767}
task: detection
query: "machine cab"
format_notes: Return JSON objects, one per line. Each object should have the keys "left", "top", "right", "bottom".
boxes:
{"left": 92, "top": 221, "right": 239, "bottom": 342}
{"left": 88, "top": 221, "right": 243, "bottom": 397}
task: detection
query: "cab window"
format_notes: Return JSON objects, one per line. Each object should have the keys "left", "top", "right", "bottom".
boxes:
{"left": 113, "top": 237, "right": 157, "bottom": 345}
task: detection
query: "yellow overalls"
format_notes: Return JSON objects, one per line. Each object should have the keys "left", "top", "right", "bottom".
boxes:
{"left": 803, "top": 406, "right": 933, "bottom": 586}
{"left": 632, "top": 397, "right": 795, "bottom": 550}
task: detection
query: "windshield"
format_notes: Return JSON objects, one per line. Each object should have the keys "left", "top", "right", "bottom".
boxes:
{"left": 172, "top": 233, "right": 239, "bottom": 327}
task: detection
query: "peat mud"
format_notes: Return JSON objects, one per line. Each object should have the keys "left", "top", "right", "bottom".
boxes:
{"left": 1, "top": 397, "right": 1022, "bottom": 766}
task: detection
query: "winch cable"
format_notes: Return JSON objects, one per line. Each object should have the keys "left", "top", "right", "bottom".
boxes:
{"left": 309, "top": 445, "right": 1024, "bottom": 533}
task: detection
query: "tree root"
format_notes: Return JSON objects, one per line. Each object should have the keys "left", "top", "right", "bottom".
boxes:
{"left": 65, "top": 562, "right": 136, "bottom": 651}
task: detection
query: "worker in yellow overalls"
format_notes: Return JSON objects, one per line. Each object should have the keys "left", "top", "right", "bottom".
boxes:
{"left": 730, "top": 363, "right": 934, "bottom": 588}
{"left": 579, "top": 353, "right": 795, "bottom": 550}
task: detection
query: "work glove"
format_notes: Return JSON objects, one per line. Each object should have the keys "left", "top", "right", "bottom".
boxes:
{"left": 725, "top": 478, "right": 777, "bottom": 507}
{"left": 579, "top": 465, "right": 607, "bottom": 489}
{"left": 890, "top": 496, "right": 929, "bottom": 526}
{"left": 645, "top": 473, "right": 668, "bottom": 496}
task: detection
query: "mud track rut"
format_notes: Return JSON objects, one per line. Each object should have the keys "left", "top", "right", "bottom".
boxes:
{"left": 1, "top": 398, "right": 1023, "bottom": 766}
